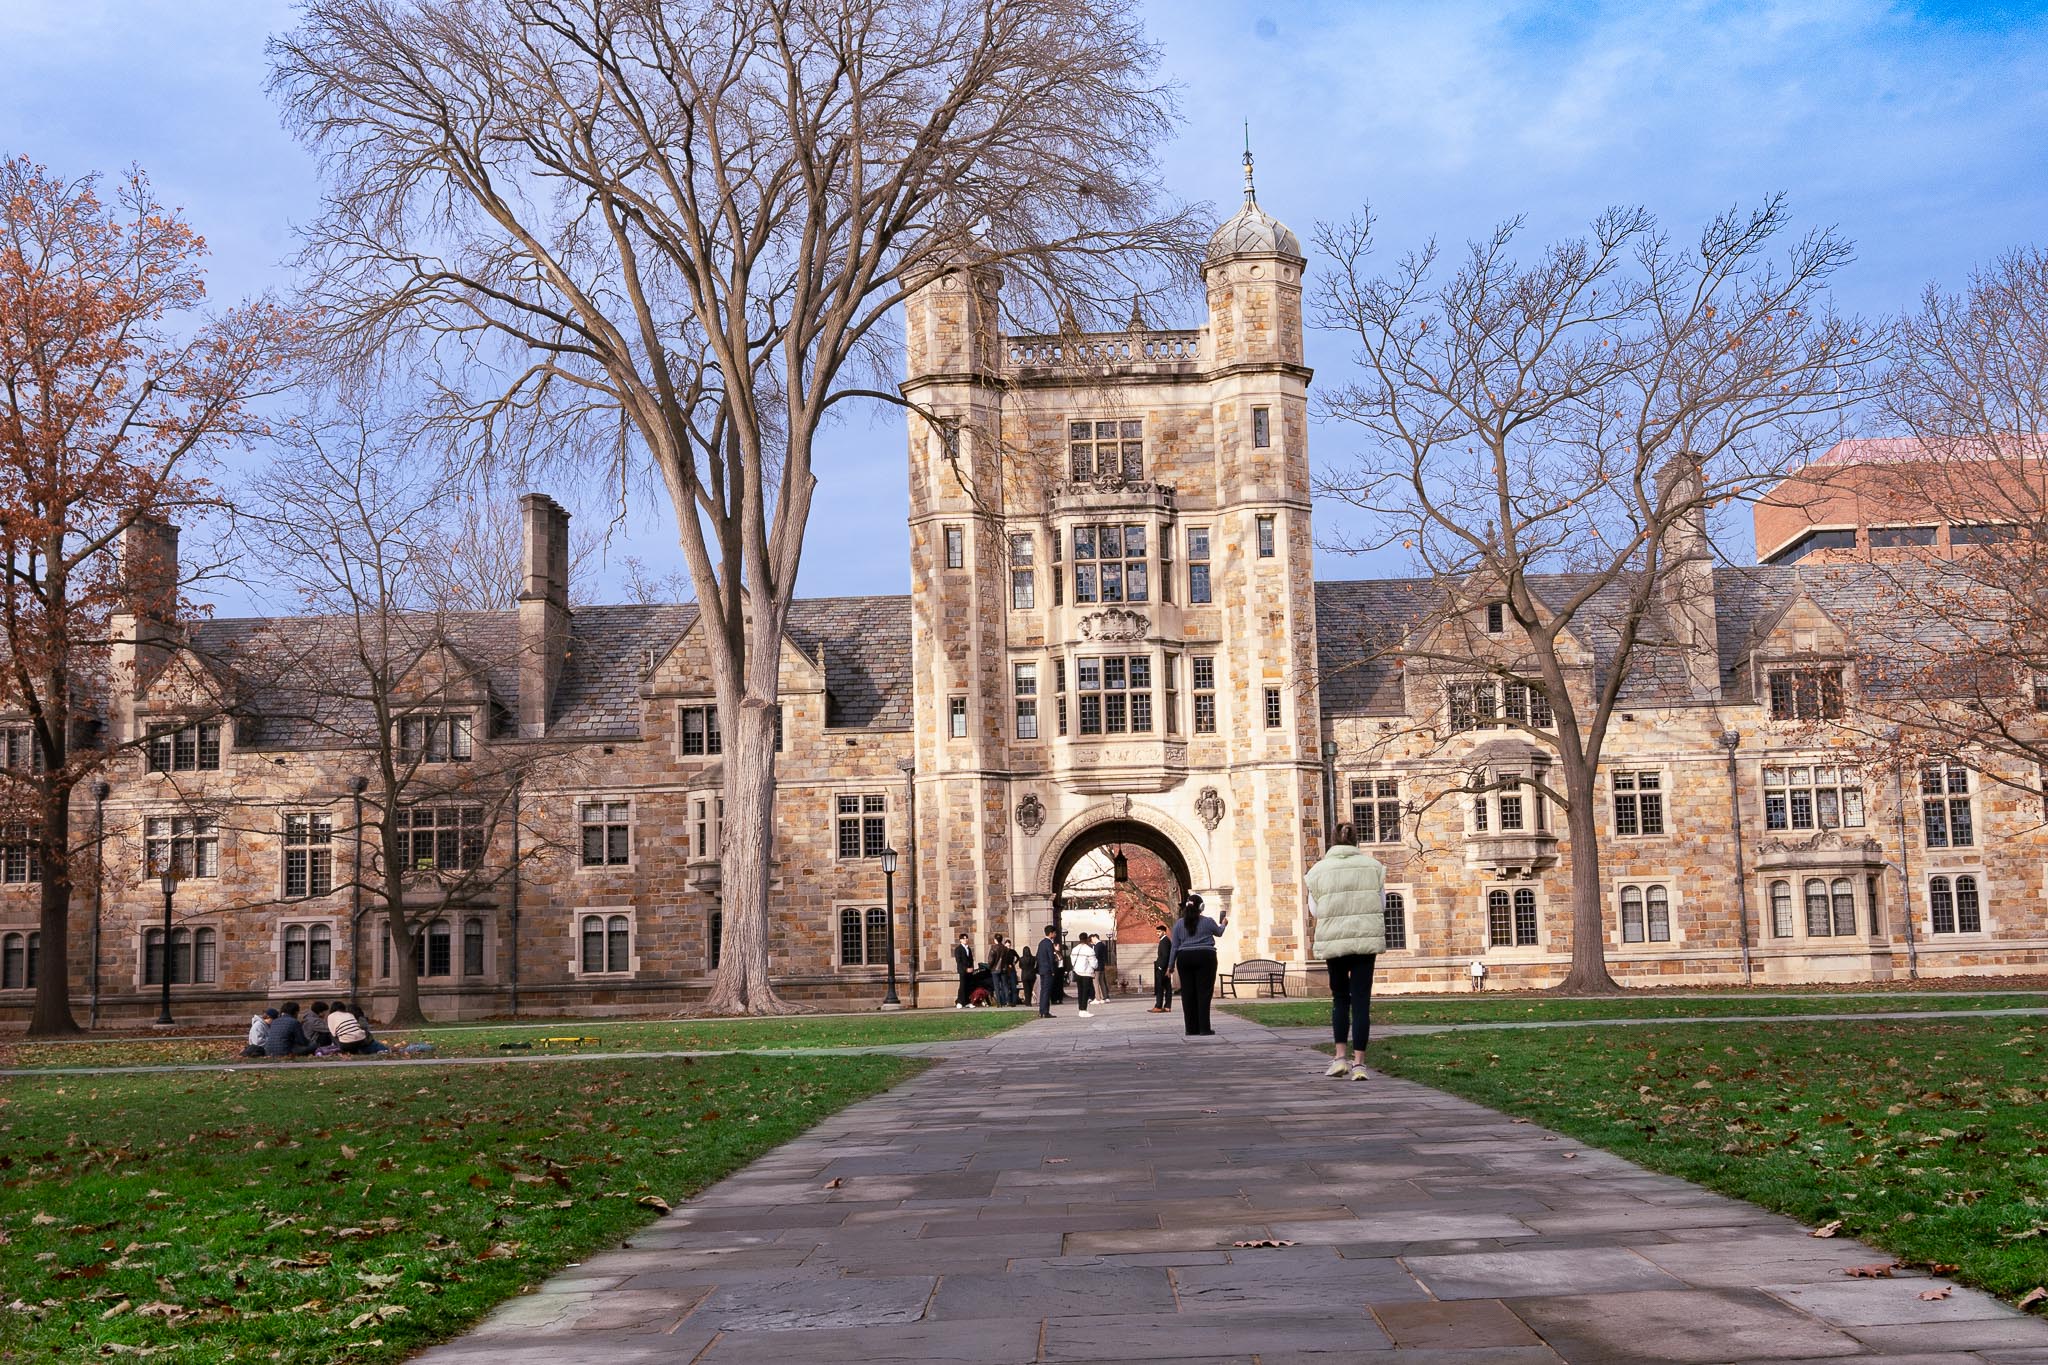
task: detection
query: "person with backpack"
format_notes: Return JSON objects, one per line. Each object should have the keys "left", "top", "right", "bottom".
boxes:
{"left": 1304, "top": 823, "right": 1388, "bottom": 1081}
{"left": 1168, "top": 893, "right": 1229, "bottom": 1036}
{"left": 1070, "top": 933, "right": 1099, "bottom": 1018}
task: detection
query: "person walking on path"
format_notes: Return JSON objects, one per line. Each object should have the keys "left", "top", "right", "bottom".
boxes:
{"left": 1033, "top": 925, "right": 1060, "bottom": 1019}
{"left": 991, "top": 937, "right": 1019, "bottom": 1006}
{"left": 1168, "top": 893, "right": 1228, "bottom": 1036}
{"left": 1071, "top": 933, "right": 1099, "bottom": 1018}
{"left": 1304, "top": 823, "right": 1387, "bottom": 1081}
{"left": 1150, "top": 925, "right": 1175, "bottom": 1013}
{"left": 953, "top": 932, "right": 975, "bottom": 1009}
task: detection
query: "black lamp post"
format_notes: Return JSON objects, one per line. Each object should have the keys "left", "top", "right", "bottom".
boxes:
{"left": 880, "top": 846, "right": 902, "bottom": 1009}
{"left": 154, "top": 868, "right": 180, "bottom": 1026}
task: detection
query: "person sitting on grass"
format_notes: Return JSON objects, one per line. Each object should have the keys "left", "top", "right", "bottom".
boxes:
{"left": 243, "top": 1008, "right": 277, "bottom": 1058}
{"left": 327, "top": 1001, "right": 386, "bottom": 1055}
{"left": 262, "top": 1001, "right": 315, "bottom": 1058}
{"left": 306, "top": 1000, "right": 335, "bottom": 1050}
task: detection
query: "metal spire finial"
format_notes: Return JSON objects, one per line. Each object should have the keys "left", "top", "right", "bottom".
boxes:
{"left": 1242, "top": 122, "right": 1256, "bottom": 206}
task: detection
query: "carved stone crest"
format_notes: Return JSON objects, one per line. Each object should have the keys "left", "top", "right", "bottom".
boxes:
{"left": 1078, "top": 607, "right": 1149, "bottom": 642}
{"left": 1109, "top": 794, "right": 1132, "bottom": 820}
{"left": 1195, "top": 786, "right": 1225, "bottom": 832}
{"left": 1015, "top": 793, "right": 1046, "bottom": 837}
{"left": 1757, "top": 829, "right": 1882, "bottom": 858}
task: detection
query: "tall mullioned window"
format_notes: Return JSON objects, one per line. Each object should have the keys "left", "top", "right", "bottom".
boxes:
{"left": 1611, "top": 771, "right": 1665, "bottom": 837}
{"left": 394, "top": 806, "right": 484, "bottom": 872}
{"left": 1010, "top": 534, "right": 1035, "bottom": 609}
{"left": 0, "top": 725, "right": 38, "bottom": 772}
{"left": 679, "top": 704, "right": 722, "bottom": 756}
{"left": 1256, "top": 514, "right": 1276, "bottom": 558}
{"left": 1619, "top": 883, "right": 1671, "bottom": 943}
{"left": 1448, "top": 680, "right": 1554, "bottom": 732}
{"left": 1349, "top": 778, "right": 1402, "bottom": 845}
{"left": 837, "top": 794, "right": 887, "bottom": 859}
{"left": 1487, "top": 887, "right": 1539, "bottom": 947}
{"left": 1069, "top": 419, "right": 1143, "bottom": 481}
{"left": 0, "top": 825, "right": 39, "bottom": 884}
{"left": 1073, "top": 524, "right": 1147, "bottom": 604}
{"left": 579, "top": 801, "right": 631, "bottom": 867}
{"left": 1014, "top": 663, "right": 1039, "bottom": 740}
{"left": 1768, "top": 667, "right": 1843, "bottom": 721}
{"left": 146, "top": 815, "right": 218, "bottom": 878}
{"left": 1921, "top": 762, "right": 1975, "bottom": 848}
{"left": 283, "top": 813, "right": 334, "bottom": 896}
{"left": 1251, "top": 406, "right": 1271, "bottom": 448}
{"left": 394, "top": 714, "right": 470, "bottom": 765}
{"left": 1192, "top": 656, "right": 1217, "bottom": 734}
{"left": 1186, "top": 527, "right": 1211, "bottom": 603}
{"left": 1927, "top": 873, "right": 1983, "bottom": 934}
{"left": 1381, "top": 890, "right": 1407, "bottom": 950}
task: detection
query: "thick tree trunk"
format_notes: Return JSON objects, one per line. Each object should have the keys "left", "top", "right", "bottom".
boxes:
{"left": 703, "top": 697, "right": 801, "bottom": 1016}
{"left": 27, "top": 789, "right": 79, "bottom": 1036}
{"left": 386, "top": 909, "right": 428, "bottom": 1028}
{"left": 1553, "top": 762, "right": 1621, "bottom": 994}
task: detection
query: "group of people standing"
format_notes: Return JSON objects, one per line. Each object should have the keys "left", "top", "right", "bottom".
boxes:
{"left": 943, "top": 823, "right": 1385, "bottom": 1071}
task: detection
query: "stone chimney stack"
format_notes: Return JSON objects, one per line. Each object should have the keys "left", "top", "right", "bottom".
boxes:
{"left": 1655, "top": 455, "right": 1722, "bottom": 701}
{"left": 122, "top": 516, "right": 180, "bottom": 632}
{"left": 517, "top": 494, "right": 572, "bottom": 737}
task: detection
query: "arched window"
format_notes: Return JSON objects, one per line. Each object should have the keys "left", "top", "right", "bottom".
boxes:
{"left": 606, "top": 915, "right": 630, "bottom": 973}
{"left": 1928, "top": 875, "right": 1955, "bottom": 935}
{"left": 1512, "top": 888, "right": 1538, "bottom": 945}
{"left": 1770, "top": 880, "right": 1793, "bottom": 937}
{"left": 1955, "top": 874, "right": 1982, "bottom": 933}
{"left": 1486, "top": 889, "right": 1512, "bottom": 947}
{"left": 708, "top": 909, "right": 722, "bottom": 970}
{"left": 1620, "top": 886, "right": 1645, "bottom": 943}
{"left": 1830, "top": 878, "right": 1856, "bottom": 936}
{"left": 309, "top": 924, "right": 333, "bottom": 981}
{"left": 1382, "top": 890, "right": 1407, "bottom": 950}
{"left": 462, "top": 918, "right": 484, "bottom": 976}
{"left": 1646, "top": 886, "right": 1670, "bottom": 942}
{"left": 192, "top": 928, "right": 215, "bottom": 984}
{"left": 1803, "top": 879, "right": 1830, "bottom": 936}
{"left": 581, "top": 915, "right": 606, "bottom": 973}
{"left": 284, "top": 925, "right": 308, "bottom": 981}
{"left": 839, "top": 907, "right": 865, "bottom": 965}
{"left": 864, "top": 906, "right": 888, "bottom": 968}
{"left": 1, "top": 931, "right": 27, "bottom": 989}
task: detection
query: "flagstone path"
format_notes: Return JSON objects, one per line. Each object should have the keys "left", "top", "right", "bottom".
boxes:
{"left": 417, "top": 997, "right": 2048, "bottom": 1364}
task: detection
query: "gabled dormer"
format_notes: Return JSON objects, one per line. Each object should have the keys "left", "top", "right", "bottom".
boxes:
{"left": 1738, "top": 586, "right": 1855, "bottom": 722}
{"left": 643, "top": 613, "right": 827, "bottom": 761}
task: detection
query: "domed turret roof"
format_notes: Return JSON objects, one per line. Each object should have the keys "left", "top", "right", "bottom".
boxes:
{"left": 1206, "top": 149, "right": 1301, "bottom": 263}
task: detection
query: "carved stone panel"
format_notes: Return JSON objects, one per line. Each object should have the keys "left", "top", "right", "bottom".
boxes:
{"left": 1195, "top": 786, "right": 1225, "bottom": 832}
{"left": 1015, "top": 792, "right": 1046, "bottom": 837}
{"left": 1078, "top": 608, "right": 1150, "bottom": 642}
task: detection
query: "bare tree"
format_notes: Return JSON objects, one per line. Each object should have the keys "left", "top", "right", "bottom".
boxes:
{"left": 237, "top": 408, "right": 578, "bottom": 1026}
{"left": 268, "top": 0, "right": 1201, "bottom": 1013}
{"left": 1844, "top": 251, "right": 2048, "bottom": 814}
{"left": 421, "top": 489, "right": 607, "bottom": 611}
{"left": 1313, "top": 200, "right": 1882, "bottom": 992}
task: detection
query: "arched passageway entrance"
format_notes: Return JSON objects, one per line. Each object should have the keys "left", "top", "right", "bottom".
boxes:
{"left": 1050, "top": 819, "right": 1191, "bottom": 1000}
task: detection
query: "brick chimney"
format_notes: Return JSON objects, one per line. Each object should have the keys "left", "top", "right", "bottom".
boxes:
{"left": 109, "top": 515, "right": 181, "bottom": 744}
{"left": 517, "top": 494, "right": 571, "bottom": 737}
{"left": 1655, "top": 456, "right": 1722, "bottom": 701}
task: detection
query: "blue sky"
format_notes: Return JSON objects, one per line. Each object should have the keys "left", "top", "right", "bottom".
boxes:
{"left": 6, "top": 0, "right": 2048, "bottom": 611}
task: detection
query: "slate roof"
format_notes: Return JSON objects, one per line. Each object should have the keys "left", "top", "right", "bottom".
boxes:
{"left": 186, "top": 593, "right": 914, "bottom": 749}
{"left": 1314, "top": 560, "right": 1997, "bottom": 717}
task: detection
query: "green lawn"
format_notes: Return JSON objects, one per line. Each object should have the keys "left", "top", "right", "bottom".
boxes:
{"left": 0, "top": 1054, "right": 920, "bottom": 1361}
{"left": 1225, "top": 991, "right": 2048, "bottom": 1030}
{"left": 1371, "top": 1020, "right": 2048, "bottom": 1306}
{"left": 2, "top": 1007, "right": 1028, "bottom": 1072}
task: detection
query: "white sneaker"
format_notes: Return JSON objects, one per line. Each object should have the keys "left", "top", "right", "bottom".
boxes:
{"left": 955, "top": 1003, "right": 965, "bottom": 1010}
{"left": 1324, "top": 1058, "right": 1350, "bottom": 1078}
{"left": 1078, "top": 1010, "right": 1092, "bottom": 1018}
{"left": 1350, "top": 1065, "right": 1370, "bottom": 1082}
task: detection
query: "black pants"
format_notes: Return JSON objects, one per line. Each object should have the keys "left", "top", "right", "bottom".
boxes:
{"left": 1176, "top": 950, "right": 1217, "bottom": 1035}
{"left": 1328, "top": 953, "right": 1379, "bottom": 1053}
{"left": 1075, "top": 975, "right": 1095, "bottom": 1012}
{"left": 955, "top": 972, "right": 972, "bottom": 1007}
{"left": 1021, "top": 970, "right": 1036, "bottom": 1005}
{"left": 1153, "top": 966, "right": 1174, "bottom": 1010}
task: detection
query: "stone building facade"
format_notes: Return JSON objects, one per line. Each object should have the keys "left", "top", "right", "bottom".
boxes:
{"left": 3, "top": 180, "right": 2044, "bottom": 1027}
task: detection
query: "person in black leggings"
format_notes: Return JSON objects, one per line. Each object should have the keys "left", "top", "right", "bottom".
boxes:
{"left": 1168, "top": 893, "right": 1230, "bottom": 1036}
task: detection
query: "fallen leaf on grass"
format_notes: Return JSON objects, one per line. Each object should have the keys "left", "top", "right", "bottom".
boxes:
{"left": 31, "top": 1213, "right": 56, "bottom": 1226}
{"left": 100, "top": 1300, "right": 131, "bottom": 1319}
{"left": 1919, "top": 1287, "right": 1952, "bottom": 1301}
{"left": 636, "top": 1195, "right": 670, "bottom": 1212}
{"left": 474, "top": 1243, "right": 522, "bottom": 1261}
{"left": 1843, "top": 1264, "right": 1896, "bottom": 1279}
{"left": 2019, "top": 1287, "right": 2047, "bottom": 1310}
{"left": 1811, "top": 1220, "right": 1844, "bottom": 1238}
{"left": 345, "top": 1305, "right": 409, "bottom": 1330}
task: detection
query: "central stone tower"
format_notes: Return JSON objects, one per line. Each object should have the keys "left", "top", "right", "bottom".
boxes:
{"left": 902, "top": 159, "right": 1324, "bottom": 990}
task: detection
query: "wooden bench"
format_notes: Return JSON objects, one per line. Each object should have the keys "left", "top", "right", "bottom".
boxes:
{"left": 1221, "top": 957, "right": 1288, "bottom": 999}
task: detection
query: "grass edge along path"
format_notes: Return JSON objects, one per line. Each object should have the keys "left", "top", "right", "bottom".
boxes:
{"left": 0, "top": 1007, "right": 1029, "bottom": 1072}
{"left": 1224, "top": 990, "right": 2048, "bottom": 1030}
{"left": 0, "top": 1053, "right": 924, "bottom": 1362}
{"left": 1368, "top": 1018, "right": 2048, "bottom": 1310}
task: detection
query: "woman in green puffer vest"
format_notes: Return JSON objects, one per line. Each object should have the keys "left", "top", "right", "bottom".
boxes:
{"left": 1304, "top": 824, "right": 1387, "bottom": 1081}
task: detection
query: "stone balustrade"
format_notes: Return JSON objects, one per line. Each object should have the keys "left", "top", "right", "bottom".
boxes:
{"left": 1004, "top": 329, "right": 1205, "bottom": 370}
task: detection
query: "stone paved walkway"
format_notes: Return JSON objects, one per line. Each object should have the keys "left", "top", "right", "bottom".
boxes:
{"left": 418, "top": 997, "right": 2048, "bottom": 1364}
